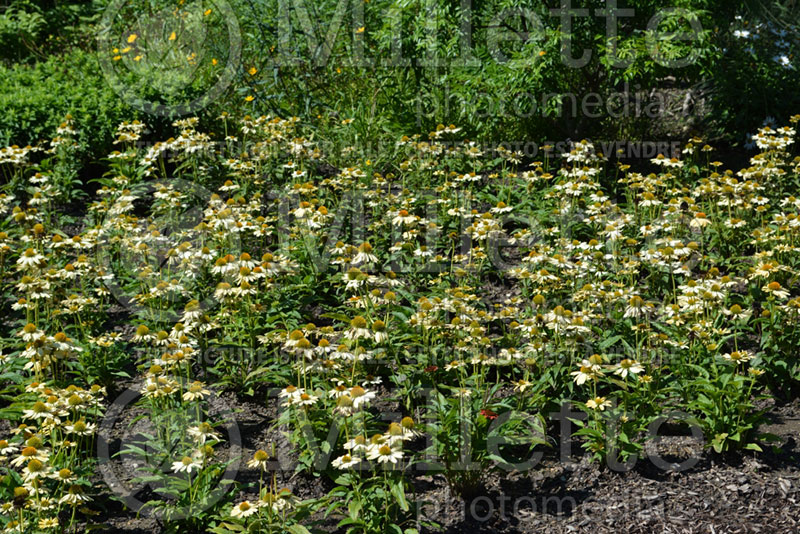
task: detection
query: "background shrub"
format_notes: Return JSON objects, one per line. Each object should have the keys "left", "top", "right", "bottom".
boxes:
{"left": 0, "top": 48, "right": 136, "bottom": 158}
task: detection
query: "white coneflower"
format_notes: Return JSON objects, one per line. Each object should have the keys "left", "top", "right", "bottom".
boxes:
{"left": 491, "top": 201, "right": 513, "bottom": 214}
{"left": 623, "top": 295, "right": 648, "bottom": 319}
{"left": 183, "top": 381, "right": 211, "bottom": 401}
{"left": 352, "top": 242, "right": 378, "bottom": 265}
{"left": 750, "top": 262, "right": 777, "bottom": 279}
{"left": 331, "top": 344, "right": 354, "bottom": 361}
{"left": 22, "top": 401, "right": 53, "bottom": 421}
{"left": 724, "top": 217, "right": 746, "bottom": 229}
{"left": 182, "top": 300, "right": 204, "bottom": 323}
{"left": 585, "top": 396, "right": 612, "bottom": 411}
{"left": 385, "top": 423, "right": 408, "bottom": 445}
{"left": 171, "top": 455, "right": 202, "bottom": 474}
{"left": 234, "top": 252, "right": 257, "bottom": 271}
{"left": 131, "top": 325, "right": 152, "bottom": 343}
{"left": 544, "top": 305, "right": 571, "bottom": 332}
{"left": 611, "top": 359, "right": 644, "bottom": 379}
{"left": 59, "top": 485, "right": 91, "bottom": 505}
{"left": 293, "top": 201, "right": 314, "bottom": 219}
{"left": 22, "top": 458, "right": 48, "bottom": 481}
{"left": 9, "top": 422, "right": 36, "bottom": 436}
{"left": 343, "top": 435, "right": 368, "bottom": 452}
{"left": 721, "top": 350, "right": 754, "bottom": 364}
{"left": 234, "top": 280, "right": 258, "bottom": 298}
{"left": 363, "top": 375, "right": 382, "bottom": 386}
{"left": 19, "top": 323, "right": 44, "bottom": 343}
{"left": 347, "top": 316, "right": 371, "bottom": 340}
{"left": 689, "top": 212, "right": 711, "bottom": 229}
{"left": 701, "top": 281, "right": 726, "bottom": 301}
{"left": 141, "top": 376, "right": 180, "bottom": 398}
{"left": 368, "top": 444, "right": 403, "bottom": 464}
{"left": 328, "top": 383, "right": 349, "bottom": 399}
{"left": 330, "top": 241, "right": 351, "bottom": 256}
{"left": 571, "top": 359, "right": 601, "bottom": 386}
{"left": 314, "top": 338, "right": 335, "bottom": 357}
{"left": 63, "top": 419, "right": 96, "bottom": 436}
{"left": 38, "top": 518, "right": 59, "bottom": 529}
{"left": 284, "top": 330, "right": 306, "bottom": 349}
{"left": 413, "top": 245, "right": 435, "bottom": 258}
{"left": 259, "top": 489, "right": 297, "bottom": 513}
{"left": 399, "top": 417, "right": 422, "bottom": 438}
{"left": 214, "top": 282, "right": 236, "bottom": 301}
{"left": 230, "top": 500, "right": 258, "bottom": 518}
{"left": 16, "top": 248, "right": 45, "bottom": 270}
{"left": 295, "top": 392, "right": 319, "bottom": 407}
{"left": 721, "top": 304, "right": 752, "bottom": 322}
{"left": 247, "top": 449, "right": 271, "bottom": 470}
{"left": 635, "top": 190, "right": 661, "bottom": 209}
{"left": 31, "top": 495, "right": 57, "bottom": 511}
{"left": 331, "top": 454, "right": 362, "bottom": 469}
{"left": 349, "top": 386, "right": 376, "bottom": 409}
{"left": 211, "top": 255, "right": 235, "bottom": 276}
{"left": 391, "top": 209, "right": 417, "bottom": 226}
{"left": 512, "top": 379, "right": 532, "bottom": 392}
{"left": 763, "top": 281, "right": 790, "bottom": 299}
{"left": 293, "top": 337, "right": 314, "bottom": 359}
{"left": 453, "top": 388, "right": 472, "bottom": 398}
{"left": 444, "top": 360, "right": 465, "bottom": 371}
{"left": 0, "top": 439, "right": 18, "bottom": 456}
{"left": 344, "top": 267, "right": 366, "bottom": 290}
{"left": 187, "top": 422, "right": 220, "bottom": 444}
{"left": 219, "top": 180, "right": 239, "bottom": 192}
{"left": 371, "top": 320, "right": 388, "bottom": 343}
{"left": 279, "top": 385, "right": 302, "bottom": 406}
{"left": 334, "top": 394, "right": 355, "bottom": 416}
{"left": 51, "top": 468, "right": 76, "bottom": 484}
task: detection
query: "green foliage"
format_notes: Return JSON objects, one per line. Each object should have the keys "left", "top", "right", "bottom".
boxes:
{"left": 0, "top": 0, "right": 107, "bottom": 63}
{"left": 705, "top": 8, "right": 800, "bottom": 142}
{"left": 328, "top": 471, "right": 420, "bottom": 534}
{"left": 424, "top": 385, "right": 547, "bottom": 496}
{"left": 229, "top": 0, "right": 730, "bottom": 145}
{"left": 0, "top": 2, "right": 47, "bottom": 62}
{"left": 686, "top": 361, "right": 775, "bottom": 453}
{"left": 0, "top": 48, "right": 135, "bottom": 160}
{"left": 119, "top": 395, "right": 237, "bottom": 532}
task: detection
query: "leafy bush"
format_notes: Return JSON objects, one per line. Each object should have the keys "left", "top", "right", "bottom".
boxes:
{"left": 0, "top": 1, "right": 47, "bottom": 62}
{"left": 708, "top": 10, "right": 800, "bottom": 143}
{"left": 0, "top": 0, "right": 107, "bottom": 64}
{"left": 224, "top": 0, "right": 800, "bottom": 149}
{"left": 0, "top": 48, "right": 136, "bottom": 159}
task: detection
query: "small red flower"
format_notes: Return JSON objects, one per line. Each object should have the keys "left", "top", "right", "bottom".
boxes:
{"left": 424, "top": 365, "right": 439, "bottom": 373}
{"left": 480, "top": 408, "right": 497, "bottom": 420}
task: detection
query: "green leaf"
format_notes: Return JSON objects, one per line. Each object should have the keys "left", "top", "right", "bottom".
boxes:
{"left": 209, "top": 522, "right": 246, "bottom": 533}
{"left": 758, "top": 432, "right": 782, "bottom": 443}
{"left": 348, "top": 498, "right": 362, "bottom": 519}
{"left": 391, "top": 481, "right": 409, "bottom": 511}
{"left": 321, "top": 312, "right": 351, "bottom": 323}
{"left": 599, "top": 334, "right": 623, "bottom": 350}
